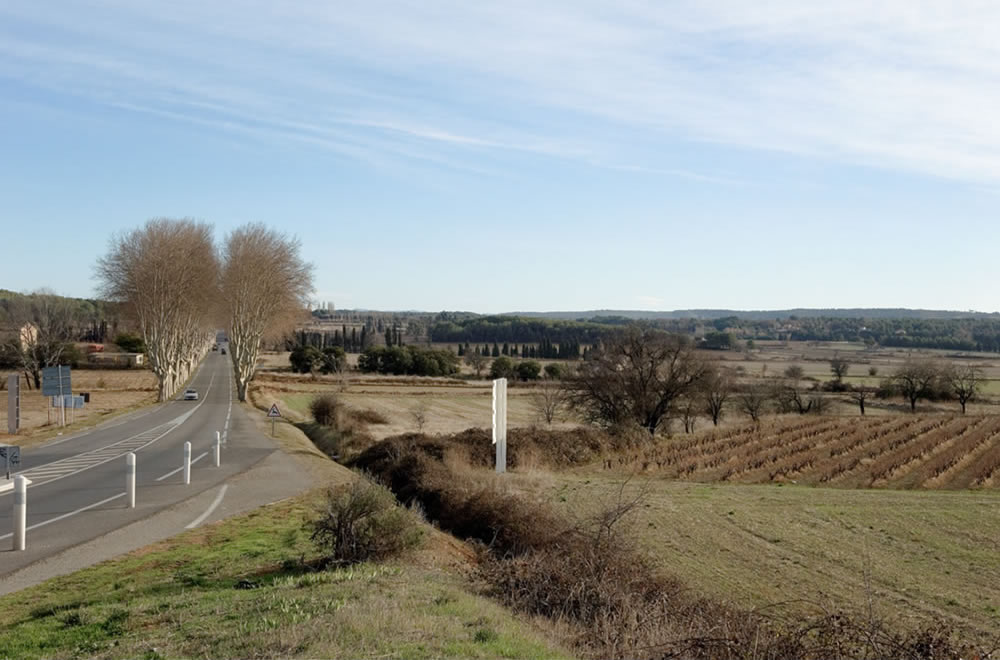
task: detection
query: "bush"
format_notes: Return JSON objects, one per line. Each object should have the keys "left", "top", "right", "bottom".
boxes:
{"left": 309, "top": 393, "right": 340, "bottom": 426}
{"left": 311, "top": 478, "right": 423, "bottom": 566}
{"left": 320, "top": 346, "right": 346, "bottom": 374}
{"left": 489, "top": 356, "right": 515, "bottom": 379}
{"left": 114, "top": 333, "right": 145, "bottom": 354}
{"left": 290, "top": 345, "right": 322, "bottom": 373}
{"left": 515, "top": 360, "right": 541, "bottom": 381}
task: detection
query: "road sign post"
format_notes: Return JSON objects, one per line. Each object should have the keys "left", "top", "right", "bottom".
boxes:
{"left": 267, "top": 403, "right": 281, "bottom": 437}
{"left": 1, "top": 445, "right": 21, "bottom": 480}
{"left": 7, "top": 375, "right": 19, "bottom": 434}
{"left": 42, "top": 366, "right": 72, "bottom": 427}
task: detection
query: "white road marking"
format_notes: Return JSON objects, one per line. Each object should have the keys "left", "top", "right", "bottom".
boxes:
{"left": 1, "top": 370, "right": 218, "bottom": 495}
{"left": 185, "top": 484, "right": 228, "bottom": 529}
{"left": 155, "top": 451, "right": 208, "bottom": 482}
{"left": 0, "top": 492, "right": 127, "bottom": 541}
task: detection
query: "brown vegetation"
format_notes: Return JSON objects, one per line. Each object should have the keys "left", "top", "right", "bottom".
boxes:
{"left": 349, "top": 429, "right": 982, "bottom": 659}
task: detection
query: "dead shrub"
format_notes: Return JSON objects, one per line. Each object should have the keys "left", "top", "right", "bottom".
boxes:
{"left": 309, "top": 392, "right": 340, "bottom": 427}
{"left": 311, "top": 478, "right": 423, "bottom": 566}
{"left": 352, "top": 408, "right": 389, "bottom": 425}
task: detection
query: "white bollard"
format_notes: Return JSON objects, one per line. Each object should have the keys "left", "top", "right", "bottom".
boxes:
{"left": 213, "top": 431, "right": 220, "bottom": 468}
{"left": 13, "top": 475, "right": 26, "bottom": 551}
{"left": 126, "top": 452, "right": 136, "bottom": 508}
{"left": 183, "top": 441, "right": 191, "bottom": 485}
{"left": 493, "top": 378, "right": 508, "bottom": 473}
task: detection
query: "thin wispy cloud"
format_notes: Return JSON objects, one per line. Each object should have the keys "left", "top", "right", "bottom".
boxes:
{"left": 3, "top": 1, "right": 1000, "bottom": 182}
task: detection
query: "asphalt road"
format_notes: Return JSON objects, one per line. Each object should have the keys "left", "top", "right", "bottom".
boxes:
{"left": 0, "top": 346, "right": 280, "bottom": 577}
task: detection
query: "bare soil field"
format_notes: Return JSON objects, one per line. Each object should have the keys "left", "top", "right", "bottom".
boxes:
{"left": 0, "top": 370, "right": 158, "bottom": 444}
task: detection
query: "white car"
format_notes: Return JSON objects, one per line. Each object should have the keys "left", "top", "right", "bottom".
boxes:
{"left": 183, "top": 388, "right": 199, "bottom": 401}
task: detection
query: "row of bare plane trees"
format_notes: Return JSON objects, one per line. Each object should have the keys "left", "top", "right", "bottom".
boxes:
{"left": 96, "top": 218, "right": 313, "bottom": 402}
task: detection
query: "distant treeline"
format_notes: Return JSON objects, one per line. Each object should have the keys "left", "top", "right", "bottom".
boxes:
{"left": 429, "top": 315, "right": 612, "bottom": 345}
{"left": 428, "top": 313, "right": 1000, "bottom": 354}
{"left": 730, "top": 317, "right": 1000, "bottom": 352}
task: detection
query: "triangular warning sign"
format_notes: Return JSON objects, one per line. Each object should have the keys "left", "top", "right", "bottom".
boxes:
{"left": 267, "top": 403, "right": 281, "bottom": 418}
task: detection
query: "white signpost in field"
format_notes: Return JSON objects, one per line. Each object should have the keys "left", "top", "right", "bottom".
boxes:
{"left": 492, "top": 378, "right": 507, "bottom": 473}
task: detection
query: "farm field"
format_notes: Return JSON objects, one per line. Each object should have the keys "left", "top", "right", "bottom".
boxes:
{"left": 547, "top": 474, "right": 1000, "bottom": 646}
{"left": 613, "top": 414, "right": 1000, "bottom": 489}
{"left": 250, "top": 371, "right": 574, "bottom": 440}
{"left": 0, "top": 370, "right": 158, "bottom": 444}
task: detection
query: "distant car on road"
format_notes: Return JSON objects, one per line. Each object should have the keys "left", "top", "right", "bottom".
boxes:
{"left": 183, "top": 388, "right": 199, "bottom": 401}
{"left": 221, "top": 348, "right": 227, "bottom": 355}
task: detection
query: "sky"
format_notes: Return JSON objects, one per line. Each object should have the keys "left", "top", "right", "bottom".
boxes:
{"left": 2, "top": 1, "right": 1000, "bottom": 313}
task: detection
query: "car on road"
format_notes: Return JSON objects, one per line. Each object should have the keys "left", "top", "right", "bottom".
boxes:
{"left": 221, "top": 347, "right": 226, "bottom": 355}
{"left": 183, "top": 388, "right": 199, "bottom": 401}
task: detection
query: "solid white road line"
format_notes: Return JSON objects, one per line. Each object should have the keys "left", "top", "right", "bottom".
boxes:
{"left": 155, "top": 451, "right": 208, "bottom": 482}
{"left": 185, "top": 484, "right": 228, "bottom": 529}
{"left": 0, "top": 492, "right": 127, "bottom": 541}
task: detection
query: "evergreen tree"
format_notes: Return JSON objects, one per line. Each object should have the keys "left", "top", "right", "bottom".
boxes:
{"left": 457, "top": 343, "right": 465, "bottom": 356}
{"left": 502, "top": 342, "right": 509, "bottom": 356}
{"left": 492, "top": 342, "right": 500, "bottom": 357}
{"left": 385, "top": 327, "right": 393, "bottom": 347}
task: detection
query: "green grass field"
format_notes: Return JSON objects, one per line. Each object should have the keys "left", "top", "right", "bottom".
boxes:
{"left": 0, "top": 488, "right": 571, "bottom": 660}
{"left": 548, "top": 474, "right": 1000, "bottom": 645}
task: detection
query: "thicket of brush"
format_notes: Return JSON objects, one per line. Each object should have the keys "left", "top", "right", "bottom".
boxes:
{"left": 351, "top": 431, "right": 983, "bottom": 660}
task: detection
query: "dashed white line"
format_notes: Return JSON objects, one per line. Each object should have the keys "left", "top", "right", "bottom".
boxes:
{"left": 185, "top": 484, "right": 228, "bottom": 529}
{"left": 0, "top": 492, "right": 127, "bottom": 541}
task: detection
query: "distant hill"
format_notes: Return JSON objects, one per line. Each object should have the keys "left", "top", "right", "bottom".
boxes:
{"left": 504, "top": 309, "right": 1000, "bottom": 321}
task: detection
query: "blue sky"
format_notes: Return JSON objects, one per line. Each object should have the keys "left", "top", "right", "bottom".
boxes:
{"left": 2, "top": 1, "right": 999, "bottom": 313}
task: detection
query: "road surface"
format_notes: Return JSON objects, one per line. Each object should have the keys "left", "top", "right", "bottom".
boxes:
{"left": 0, "top": 346, "right": 282, "bottom": 578}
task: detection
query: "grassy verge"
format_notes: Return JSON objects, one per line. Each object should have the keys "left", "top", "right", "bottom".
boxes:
{"left": 0, "top": 489, "right": 572, "bottom": 660}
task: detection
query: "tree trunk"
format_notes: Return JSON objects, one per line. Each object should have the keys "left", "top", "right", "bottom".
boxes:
{"left": 910, "top": 397, "right": 917, "bottom": 412}
{"left": 961, "top": 400, "right": 967, "bottom": 414}
{"left": 859, "top": 400, "right": 865, "bottom": 415}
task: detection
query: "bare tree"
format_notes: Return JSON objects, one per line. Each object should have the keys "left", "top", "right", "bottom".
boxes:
{"left": 775, "top": 380, "right": 812, "bottom": 414}
{"left": 678, "top": 397, "right": 697, "bottom": 433}
{"left": 830, "top": 356, "right": 850, "bottom": 382}
{"left": 701, "top": 366, "right": 731, "bottom": 426}
{"left": 567, "top": 326, "right": 706, "bottom": 435}
{"left": 220, "top": 224, "right": 314, "bottom": 402}
{"left": 783, "top": 364, "right": 804, "bottom": 380}
{"left": 945, "top": 364, "right": 982, "bottom": 414}
{"left": 465, "top": 350, "right": 487, "bottom": 378}
{"left": 410, "top": 401, "right": 428, "bottom": 432}
{"left": 893, "top": 359, "right": 939, "bottom": 413}
{"left": 532, "top": 380, "right": 565, "bottom": 425}
{"left": 7, "top": 291, "right": 77, "bottom": 389}
{"left": 97, "top": 219, "right": 218, "bottom": 401}
{"left": 849, "top": 386, "right": 874, "bottom": 415}
{"left": 737, "top": 382, "right": 768, "bottom": 423}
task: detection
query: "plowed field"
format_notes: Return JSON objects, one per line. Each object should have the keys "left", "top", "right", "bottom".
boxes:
{"left": 614, "top": 415, "right": 1000, "bottom": 489}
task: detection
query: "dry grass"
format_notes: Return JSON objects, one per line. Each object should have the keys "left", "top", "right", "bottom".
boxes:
{"left": 250, "top": 372, "right": 579, "bottom": 440}
{"left": 0, "top": 369, "right": 158, "bottom": 446}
